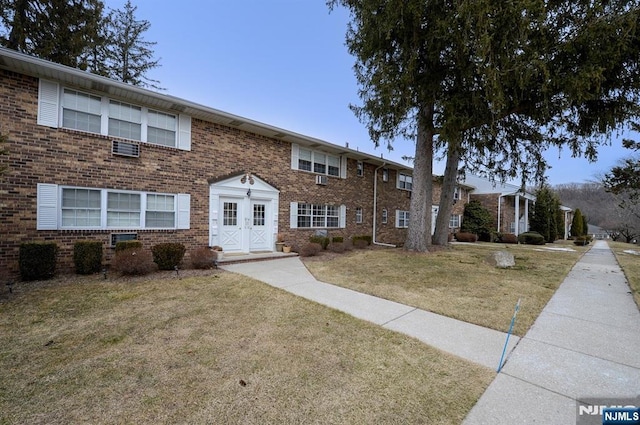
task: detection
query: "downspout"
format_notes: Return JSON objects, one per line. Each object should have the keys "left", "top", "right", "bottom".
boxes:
{"left": 497, "top": 194, "right": 505, "bottom": 233}
{"left": 373, "top": 163, "right": 396, "bottom": 247}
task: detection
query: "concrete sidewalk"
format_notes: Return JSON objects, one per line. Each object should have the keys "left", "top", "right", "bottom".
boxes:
{"left": 222, "top": 241, "right": 640, "bottom": 423}
{"left": 464, "top": 240, "right": 640, "bottom": 424}
{"left": 222, "top": 257, "right": 519, "bottom": 370}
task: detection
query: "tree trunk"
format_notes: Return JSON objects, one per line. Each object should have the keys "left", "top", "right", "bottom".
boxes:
{"left": 405, "top": 105, "right": 434, "bottom": 252}
{"left": 433, "top": 139, "right": 461, "bottom": 245}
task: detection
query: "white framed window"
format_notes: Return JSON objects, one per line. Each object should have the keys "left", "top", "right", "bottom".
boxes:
{"left": 147, "top": 110, "right": 177, "bottom": 147}
{"left": 146, "top": 194, "right": 176, "bottom": 228}
{"left": 382, "top": 168, "right": 389, "bottom": 182}
{"left": 398, "top": 173, "right": 413, "bottom": 191}
{"left": 294, "top": 203, "right": 343, "bottom": 228}
{"left": 454, "top": 187, "right": 461, "bottom": 201}
{"left": 295, "top": 146, "right": 341, "bottom": 177}
{"left": 62, "top": 89, "right": 102, "bottom": 134}
{"left": 37, "top": 184, "right": 189, "bottom": 230}
{"left": 357, "top": 161, "right": 364, "bottom": 177}
{"left": 61, "top": 188, "right": 101, "bottom": 227}
{"left": 449, "top": 214, "right": 461, "bottom": 228}
{"left": 109, "top": 100, "right": 142, "bottom": 141}
{"left": 291, "top": 144, "right": 346, "bottom": 178}
{"left": 356, "top": 207, "right": 363, "bottom": 223}
{"left": 39, "top": 80, "right": 189, "bottom": 150}
{"left": 107, "top": 192, "right": 141, "bottom": 227}
{"left": 509, "top": 222, "right": 516, "bottom": 233}
{"left": 298, "top": 203, "right": 340, "bottom": 228}
{"left": 382, "top": 208, "right": 388, "bottom": 224}
{"left": 396, "top": 210, "right": 410, "bottom": 228}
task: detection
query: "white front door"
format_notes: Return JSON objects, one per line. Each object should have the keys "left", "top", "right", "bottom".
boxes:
{"left": 250, "top": 201, "right": 269, "bottom": 251}
{"left": 220, "top": 198, "right": 243, "bottom": 251}
{"left": 431, "top": 206, "right": 439, "bottom": 235}
{"left": 210, "top": 174, "right": 280, "bottom": 253}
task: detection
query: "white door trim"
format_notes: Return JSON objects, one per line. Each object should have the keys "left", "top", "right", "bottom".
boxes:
{"left": 209, "top": 174, "right": 279, "bottom": 253}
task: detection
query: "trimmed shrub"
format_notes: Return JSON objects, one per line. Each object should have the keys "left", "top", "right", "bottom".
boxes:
{"left": 500, "top": 233, "right": 518, "bottom": 244}
{"left": 73, "top": 240, "right": 103, "bottom": 274}
{"left": 352, "top": 235, "right": 372, "bottom": 246}
{"left": 353, "top": 238, "right": 369, "bottom": 249}
{"left": 111, "top": 247, "right": 156, "bottom": 276}
{"left": 331, "top": 236, "right": 344, "bottom": 243}
{"left": 151, "top": 243, "right": 186, "bottom": 270}
{"left": 299, "top": 243, "right": 322, "bottom": 257}
{"left": 115, "top": 240, "right": 143, "bottom": 252}
{"left": 518, "top": 231, "right": 546, "bottom": 245}
{"left": 329, "top": 242, "right": 346, "bottom": 253}
{"left": 19, "top": 242, "right": 58, "bottom": 281}
{"left": 455, "top": 232, "right": 478, "bottom": 243}
{"left": 190, "top": 247, "right": 217, "bottom": 269}
{"left": 573, "top": 236, "right": 591, "bottom": 246}
{"left": 309, "top": 236, "right": 330, "bottom": 250}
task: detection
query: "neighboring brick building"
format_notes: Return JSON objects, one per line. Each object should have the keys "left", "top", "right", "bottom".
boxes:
{"left": 0, "top": 48, "right": 471, "bottom": 278}
{"left": 462, "top": 174, "right": 573, "bottom": 238}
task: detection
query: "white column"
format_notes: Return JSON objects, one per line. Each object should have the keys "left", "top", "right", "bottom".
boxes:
{"left": 524, "top": 198, "right": 529, "bottom": 232}
{"left": 514, "top": 195, "right": 520, "bottom": 235}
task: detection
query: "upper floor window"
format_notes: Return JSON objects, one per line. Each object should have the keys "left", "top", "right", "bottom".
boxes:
{"left": 357, "top": 161, "right": 364, "bottom": 177}
{"left": 109, "top": 100, "right": 142, "bottom": 141}
{"left": 39, "top": 80, "right": 190, "bottom": 151}
{"left": 62, "top": 89, "right": 101, "bottom": 133}
{"left": 382, "top": 168, "right": 389, "bottom": 182}
{"left": 454, "top": 187, "right": 461, "bottom": 201}
{"left": 398, "top": 173, "right": 413, "bottom": 191}
{"left": 356, "top": 207, "right": 363, "bottom": 223}
{"left": 298, "top": 148, "right": 340, "bottom": 177}
{"left": 382, "top": 208, "right": 388, "bottom": 224}
{"left": 291, "top": 144, "right": 344, "bottom": 178}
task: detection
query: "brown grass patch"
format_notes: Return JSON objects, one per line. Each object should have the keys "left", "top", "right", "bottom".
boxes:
{"left": 303, "top": 241, "right": 587, "bottom": 336}
{"left": 609, "top": 241, "right": 640, "bottom": 308}
{"left": 0, "top": 269, "right": 493, "bottom": 424}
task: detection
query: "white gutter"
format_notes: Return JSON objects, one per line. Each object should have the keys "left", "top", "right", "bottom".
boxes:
{"left": 373, "top": 164, "right": 396, "bottom": 248}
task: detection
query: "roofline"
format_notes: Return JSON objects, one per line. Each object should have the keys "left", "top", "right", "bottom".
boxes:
{"left": 0, "top": 47, "right": 411, "bottom": 170}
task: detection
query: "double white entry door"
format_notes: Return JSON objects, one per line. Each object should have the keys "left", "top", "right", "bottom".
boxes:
{"left": 219, "top": 197, "right": 270, "bottom": 252}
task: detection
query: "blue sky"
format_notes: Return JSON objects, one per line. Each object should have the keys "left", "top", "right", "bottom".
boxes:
{"left": 104, "top": 0, "right": 634, "bottom": 185}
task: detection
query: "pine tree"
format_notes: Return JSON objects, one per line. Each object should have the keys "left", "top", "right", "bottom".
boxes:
{"left": 530, "top": 186, "right": 561, "bottom": 243}
{"left": 1, "top": 0, "right": 105, "bottom": 69}
{"left": 571, "top": 209, "right": 585, "bottom": 238}
{"left": 103, "top": 0, "right": 162, "bottom": 90}
{"left": 460, "top": 200, "right": 494, "bottom": 241}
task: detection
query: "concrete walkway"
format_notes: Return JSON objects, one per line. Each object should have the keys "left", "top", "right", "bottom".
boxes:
{"left": 465, "top": 240, "right": 640, "bottom": 424}
{"left": 222, "top": 241, "right": 640, "bottom": 423}
{"left": 222, "top": 256, "right": 519, "bottom": 370}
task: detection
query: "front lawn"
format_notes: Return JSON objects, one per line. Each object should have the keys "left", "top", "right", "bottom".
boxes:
{"left": 303, "top": 241, "right": 587, "bottom": 336}
{"left": 0, "top": 270, "right": 493, "bottom": 424}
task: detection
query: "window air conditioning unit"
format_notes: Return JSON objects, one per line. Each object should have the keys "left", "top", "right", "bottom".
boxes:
{"left": 110, "top": 233, "right": 138, "bottom": 247}
{"left": 315, "top": 175, "right": 328, "bottom": 185}
{"left": 112, "top": 140, "right": 140, "bottom": 157}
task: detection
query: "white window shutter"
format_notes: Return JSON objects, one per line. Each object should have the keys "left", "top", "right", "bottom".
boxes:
{"left": 290, "top": 202, "right": 298, "bottom": 229}
{"left": 177, "top": 194, "right": 190, "bottom": 229}
{"left": 339, "top": 205, "right": 346, "bottom": 228}
{"left": 340, "top": 156, "right": 347, "bottom": 179}
{"left": 37, "top": 79, "right": 59, "bottom": 128}
{"left": 37, "top": 183, "right": 58, "bottom": 230}
{"left": 395, "top": 210, "right": 400, "bottom": 228}
{"left": 291, "top": 144, "right": 299, "bottom": 170}
{"left": 178, "top": 114, "right": 191, "bottom": 151}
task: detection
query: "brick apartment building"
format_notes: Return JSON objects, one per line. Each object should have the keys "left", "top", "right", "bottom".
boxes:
{"left": 0, "top": 48, "right": 473, "bottom": 278}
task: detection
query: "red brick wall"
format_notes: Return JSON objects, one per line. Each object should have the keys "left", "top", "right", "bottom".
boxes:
{"left": 0, "top": 71, "right": 426, "bottom": 278}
